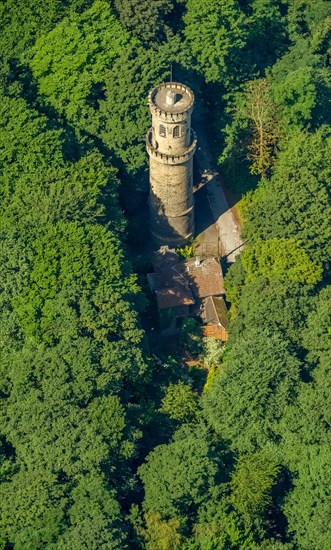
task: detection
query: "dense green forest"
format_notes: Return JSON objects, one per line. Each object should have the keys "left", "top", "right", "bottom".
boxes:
{"left": 0, "top": 1, "right": 330, "bottom": 548}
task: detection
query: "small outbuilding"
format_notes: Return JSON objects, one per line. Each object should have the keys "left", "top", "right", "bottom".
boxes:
{"left": 201, "top": 296, "right": 229, "bottom": 341}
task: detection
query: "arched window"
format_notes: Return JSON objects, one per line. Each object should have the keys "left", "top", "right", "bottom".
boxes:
{"left": 173, "top": 125, "right": 180, "bottom": 138}
{"left": 159, "top": 124, "right": 166, "bottom": 137}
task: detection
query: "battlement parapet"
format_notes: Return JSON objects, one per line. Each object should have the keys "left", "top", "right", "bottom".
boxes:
{"left": 146, "top": 127, "right": 197, "bottom": 164}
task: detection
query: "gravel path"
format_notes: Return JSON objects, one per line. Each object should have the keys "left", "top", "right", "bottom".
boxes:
{"left": 194, "top": 123, "right": 243, "bottom": 263}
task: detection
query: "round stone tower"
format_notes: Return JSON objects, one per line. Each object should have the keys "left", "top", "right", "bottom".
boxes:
{"left": 146, "top": 82, "right": 197, "bottom": 248}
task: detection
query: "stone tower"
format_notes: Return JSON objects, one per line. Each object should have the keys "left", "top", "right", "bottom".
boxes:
{"left": 146, "top": 82, "right": 197, "bottom": 248}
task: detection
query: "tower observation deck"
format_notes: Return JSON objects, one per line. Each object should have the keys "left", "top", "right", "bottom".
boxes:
{"left": 146, "top": 82, "right": 197, "bottom": 248}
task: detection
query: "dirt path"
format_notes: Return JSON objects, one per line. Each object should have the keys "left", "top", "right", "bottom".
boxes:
{"left": 194, "top": 122, "right": 243, "bottom": 263}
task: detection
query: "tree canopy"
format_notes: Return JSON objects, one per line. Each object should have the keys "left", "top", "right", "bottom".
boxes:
{"left": 0, "top": 0, "right": 330, "bottom": 547}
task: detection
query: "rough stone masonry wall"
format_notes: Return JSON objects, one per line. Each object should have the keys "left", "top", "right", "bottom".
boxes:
{"left": 147, "top": 84, "right": 196, "bottom": 248}
{"left": 149, "top": 154, "right": 194, "bottom": 246}
{"left": 153, "top": 119, "right": 191, "bottom": 155}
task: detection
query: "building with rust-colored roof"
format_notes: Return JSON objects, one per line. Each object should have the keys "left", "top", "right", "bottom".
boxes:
{"left": 171, "top": 257, "right": 225, "bottom": 298}
{"left": 148, "top": 247, "right": 228, "bottom": 337}
{"left": 201, "top": 296, "right": 229, "bottom": 341}
{"left": 155, "top": 286, "right": 194, "bottom": 310}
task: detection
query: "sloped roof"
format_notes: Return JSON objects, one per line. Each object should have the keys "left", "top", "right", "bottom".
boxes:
{"left": 202, "top": 325, "right": 228, "bottom": 341}
{"left": 148, "top": 249, "right": 225, "bottom": 312}
{"left": 213, "top": 296, "right": 229, "bottom": 329}
{"left": 172, "top": 257, "right": 225, "bottom": 298}
{"left": 202, "top": 296, "right": 229, "bottom": 329}
{"left": 147, "top": 272, "right": 162, "bottom": 292}
{"left": 152, "top": 246, "right": 180, "bottom": 274}
{"left": 155, "top": 286, "right": 194, "bottom": 309}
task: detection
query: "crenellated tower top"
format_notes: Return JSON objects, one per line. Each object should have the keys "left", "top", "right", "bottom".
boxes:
{"left": 148, "top": 82, "right": 194, "bottom": 122}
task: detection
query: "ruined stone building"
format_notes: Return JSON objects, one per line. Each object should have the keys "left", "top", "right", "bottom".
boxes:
{"left": 146, "top": 82, "right": 197, "bottom": 247}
